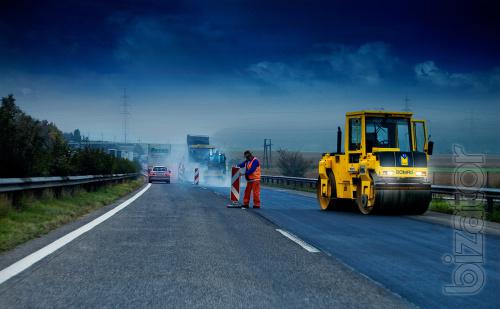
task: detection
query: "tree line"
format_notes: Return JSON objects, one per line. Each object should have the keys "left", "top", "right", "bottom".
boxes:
{"left": 0, "top": 94, "right": 139, "bottom": 178}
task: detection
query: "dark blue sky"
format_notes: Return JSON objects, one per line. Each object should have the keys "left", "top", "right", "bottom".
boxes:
{"left": 1, "top": 0, "right": 499, "bottom": 151}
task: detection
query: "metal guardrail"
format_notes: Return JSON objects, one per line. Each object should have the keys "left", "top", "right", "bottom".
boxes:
{"left": 0, "top": 173, "right": 140, "bottom": 193}
{"left": 261, "top": 175, "right": 500, "bottom": 210}
{"left": 261, "top": 175, "right": 317, "bottom": 188}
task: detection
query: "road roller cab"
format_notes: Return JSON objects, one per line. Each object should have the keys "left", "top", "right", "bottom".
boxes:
{"left": 317, "top": 110, "right": 434, "bottom": 214}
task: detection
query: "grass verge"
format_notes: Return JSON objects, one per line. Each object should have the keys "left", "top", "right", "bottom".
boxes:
{"left": 430, "top": 198, "right": 500, "bottom": 223}
{"left": 0, "top": 179, "right": 144, "bottom": 252}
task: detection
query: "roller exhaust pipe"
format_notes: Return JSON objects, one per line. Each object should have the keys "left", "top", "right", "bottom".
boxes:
{"left": 337, "top": 126, "right": 342, "bottom": 154}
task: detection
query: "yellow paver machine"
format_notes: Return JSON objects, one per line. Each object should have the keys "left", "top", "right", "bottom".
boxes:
{"left": 317, "top": 110, "right": 434, "bottom": 214}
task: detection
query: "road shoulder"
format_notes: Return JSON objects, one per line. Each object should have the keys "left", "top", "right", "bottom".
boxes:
{"left": 0, "top": 182, "right": 150, "bottom": 270}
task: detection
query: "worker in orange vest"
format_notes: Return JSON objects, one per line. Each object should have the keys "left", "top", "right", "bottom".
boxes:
{"left": 237, "top": 150, "right": 261, "bottom": 209}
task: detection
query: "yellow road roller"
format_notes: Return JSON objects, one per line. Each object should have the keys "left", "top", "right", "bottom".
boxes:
{"left": 317, "top": 110, "right": 434, "bottom": 214}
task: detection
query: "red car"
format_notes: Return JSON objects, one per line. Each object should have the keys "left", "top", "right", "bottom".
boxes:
{"left": 148, "top": 166, "right": 171, "bottom": 183}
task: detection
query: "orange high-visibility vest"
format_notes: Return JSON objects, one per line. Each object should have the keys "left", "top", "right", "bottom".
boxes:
{"left": 246, "top": 157, "right": 261, "bottom": 181}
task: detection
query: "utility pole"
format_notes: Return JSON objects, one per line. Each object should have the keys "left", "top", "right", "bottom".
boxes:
{"left": 403, "top": 95, "right": 411, "bottom": 112}
{"left": 263, "top": 139, "right": 272, "bottom": 168}
{"left": 121, "top": 88, "right": 130, "bottom": 144}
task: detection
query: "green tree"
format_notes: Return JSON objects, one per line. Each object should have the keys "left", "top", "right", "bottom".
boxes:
{"left": 0, "top": 95, "right": 48, "bottom": 177}
{"left": 0, "top": 94, "right": 139, "bottom": 177}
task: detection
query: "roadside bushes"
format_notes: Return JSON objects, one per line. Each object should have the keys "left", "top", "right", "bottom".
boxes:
{"left": 276, "top": 149, "right": 312, "bottom": 177}
{"left": 0, "top": 94, "right": 139, "bottom": 177}
{"left": 71, "top": 147, "right": 140, "bottom": 175}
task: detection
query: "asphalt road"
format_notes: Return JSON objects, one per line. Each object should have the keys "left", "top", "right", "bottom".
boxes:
{"left": 0, "top": 183, "right": 411, "bottom": 308}
{"left": 209, "top": 185, "right": 500, "bottom": 308}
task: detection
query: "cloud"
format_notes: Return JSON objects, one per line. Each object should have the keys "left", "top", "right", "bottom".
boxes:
{"left": 247, "top": 42, "right": 400, "bottom": 86}
{"left": 490, "top": 67, "right": 500, "bottom": 88}
{"left": 414, "top": 60, "right": 500, "bottom": 91}
{"left": 311, "top": 42, "right": 399, "bottom": 85}
{"left": 247, "top": 61, "right": 312, "bottom": 83}
{"left": 111, "top": 15, "right": 232, "bottom": 75}
{"left": 113, "top": 16, "right": 178, "bottom": 65}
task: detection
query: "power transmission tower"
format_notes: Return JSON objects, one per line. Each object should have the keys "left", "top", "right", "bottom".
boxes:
{"left": 403, "top": 95, "right": 411, "bottom": 112}
{"left": 263, "top": 139, "right": 272, "bottom": 168}
{"left": 121, "top": 88, "right": 130, "bottom": 144}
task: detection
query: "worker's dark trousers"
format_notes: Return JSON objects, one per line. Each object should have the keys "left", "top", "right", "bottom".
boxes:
{"left": 243, "top": 180, "right": 261, "bottom": 207}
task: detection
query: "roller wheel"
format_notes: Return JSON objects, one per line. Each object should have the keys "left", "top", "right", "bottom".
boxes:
{"left": 317, "top": 170, "right": 337, "bottom": 210}
{"left": 407, "top": 204, "right": 429, "bottom": 215}
{"left": 357, "top": 185, "right": 375, "bottom": 214}
{"left": 373, "top": 189, "right": 431, "bottom": 214}
{"left": 406, "top": 193, "right": 431, "bottom": 215}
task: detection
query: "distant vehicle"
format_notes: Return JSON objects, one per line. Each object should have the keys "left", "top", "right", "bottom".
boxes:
{"left": 187, "top": 134, "right": 226, "bottom": 180}
{"left": 147, "top": 144, "right": 171, "bottom": 168}
{"left": 148, "top": 166, "right": 171, "bottom": 183}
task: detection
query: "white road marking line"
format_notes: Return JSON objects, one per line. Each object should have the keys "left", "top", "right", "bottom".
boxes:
{"left": 0, "top": 183, "right": 152, "bottom": 285}
{"left": 276, "top": 229, "right": 320, "bottom": 253}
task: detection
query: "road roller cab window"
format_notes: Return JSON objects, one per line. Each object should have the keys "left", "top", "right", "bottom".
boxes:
{"left": 413, "top": 121, "right": 426, "bottom": 152}
{"left": 348, "top": 118, "right": 361, "bottom": 151}
{"left": 365, "top": 117, "right": 411, "bottom": 152}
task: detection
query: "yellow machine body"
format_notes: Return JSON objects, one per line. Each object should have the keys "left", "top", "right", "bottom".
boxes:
{"left": 317, "top": 110, "right": 433, "bottom": 214}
